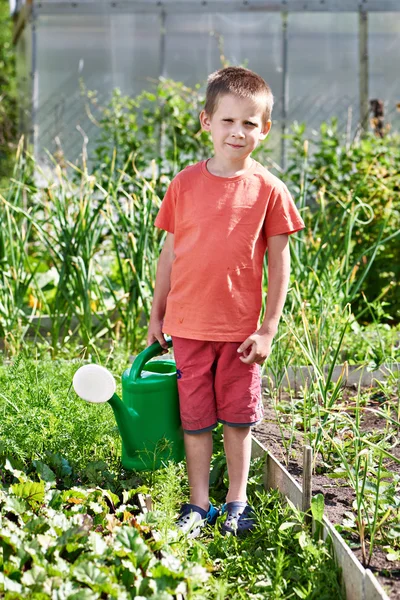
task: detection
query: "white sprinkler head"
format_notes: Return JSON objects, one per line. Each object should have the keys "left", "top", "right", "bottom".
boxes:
{"left": 73, "top": 364, "right": 116, "bottom": 404}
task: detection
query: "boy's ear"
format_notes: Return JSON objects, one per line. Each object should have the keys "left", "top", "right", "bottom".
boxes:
{"left": 259, "top": 119, "right": 272, "bottom": 140}
{"left": 199, "top": 110, "right": 212, "bottom": 131}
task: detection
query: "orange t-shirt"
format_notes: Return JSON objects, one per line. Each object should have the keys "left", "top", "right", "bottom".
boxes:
{"left": 154, "top": 159, "right": 305, "bottom": 341}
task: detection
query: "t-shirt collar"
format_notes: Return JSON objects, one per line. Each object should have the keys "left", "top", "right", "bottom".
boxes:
{"left": 201, "top": 158, "right": 257, "bottom": 182}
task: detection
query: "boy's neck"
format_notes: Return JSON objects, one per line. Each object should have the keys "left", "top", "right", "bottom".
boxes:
{"left": 206, "top": 155, "right": 254, "bottom": 178}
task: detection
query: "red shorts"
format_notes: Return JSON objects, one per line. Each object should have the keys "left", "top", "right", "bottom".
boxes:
{"left": 172, "top": 336, "right": 263, "bottom": 434}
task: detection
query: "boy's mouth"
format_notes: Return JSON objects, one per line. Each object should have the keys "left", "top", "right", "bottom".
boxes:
{"left": 227, "top": 143, "right": 245, "bottom": 149}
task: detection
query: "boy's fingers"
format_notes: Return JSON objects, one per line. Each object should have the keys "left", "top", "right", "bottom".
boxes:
{"left": 147, "top": 333, "right": 168, "bottom": 350}
{"left": 156, "top": 334, "right": 168, "bottom": 350}
{"left": 239, "top": 345, "right": 258, "bottom": 364}
{"left": 237, "top": 338, "right": 253, "bottom": 353}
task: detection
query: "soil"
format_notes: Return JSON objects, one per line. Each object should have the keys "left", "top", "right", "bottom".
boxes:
{"left": 253, "top": 389, "right": 400, "bottom": 599}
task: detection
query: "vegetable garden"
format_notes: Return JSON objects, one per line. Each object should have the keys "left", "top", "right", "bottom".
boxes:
{"left": 1, "top": 78, "right": 400, "bottom": 598}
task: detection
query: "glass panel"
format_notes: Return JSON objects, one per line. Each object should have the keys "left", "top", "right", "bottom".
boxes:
{"left": 287, "top": 13, "right": 359, "bottom": 136}
{"left": 164, "top": 12, "right": 281, "bottom": 91}
{"left": 109, "top": 14, "right": 161, "bottom": 94}
{"left": 35, "top": 13, "right": 160, "bottom": 165}
{"left": 35, "top": 14, "right": 112, "bottom": 163}
{"left": 164, "top": 13, "right": 221, "bottom": 86}
{"left": 164, "top": 12, "right": 282, "bottom": 158}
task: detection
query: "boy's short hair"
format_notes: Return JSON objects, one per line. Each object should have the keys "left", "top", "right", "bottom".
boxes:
{"left": 204, "top": 66, "right": 274, "bottom": 124}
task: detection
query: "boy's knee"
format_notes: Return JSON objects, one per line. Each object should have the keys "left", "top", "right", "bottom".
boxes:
{"left": 223, "top": 423, "right": 251, "bottom": 436}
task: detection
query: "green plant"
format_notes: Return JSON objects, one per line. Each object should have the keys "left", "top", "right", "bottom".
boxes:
{"left": 279, "top": 288, "right": 350, "bottom": 466}
{"left": 0, "top": 144, "right": 39, "bottom": 353}
{"left": 1, "top": 151, "right": 169, "bottom": 354}
{"left": 267, "top": 385, "right": 299, "bottom": 467}
{"left": 31, "top": 162, "right": 114, "bottom": 352}
{"left": 329, "top": 431, "right": 400, "bottom": 566}
{"left": 100, "top": 155, "right": 164, "bottom": 349}
{"left": 1, "top": 93, "right": 399, "bottom": 358}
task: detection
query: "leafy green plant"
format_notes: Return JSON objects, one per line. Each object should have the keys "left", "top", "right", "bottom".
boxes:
{"left": 26, "top": 161, "right": 113, "bottom": 351}
{"left": 0, "top": 144, "right": 39, "bottom": 353}
{"left": 284, "top": 120, "right": 400, "bottom": 321}
{"left": 1, "top": 79, "right": 400, "bottom": 361}
{"left": 329, "top": 431, "right": 400, "bottom": 566}
{"left": 311, "top": 493, "right": 325, "bottom": 539}
{"left": 1, "top": 460, "right": 207, "bottom": 599}
{"left": 87, "top": 79, "right": 214, "bottom": 186}
{"left": 1, "top": 153, "right": 165, "bottom": 354}
{"left": 278, "top": 288, "right": 351, "bottom": 466}
{"left": 100, "top": 155, "right": 164, "bottom": 349}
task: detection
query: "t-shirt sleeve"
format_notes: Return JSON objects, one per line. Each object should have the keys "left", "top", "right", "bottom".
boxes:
{"left": 264, "top": 183, "right": 305, "bottom": 238}
{"left": 154, "top": 178, "right": 177, "bottom": 233}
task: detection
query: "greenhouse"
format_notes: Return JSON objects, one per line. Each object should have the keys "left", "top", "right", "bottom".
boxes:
{"left": 10, "top": 0, "right": 400, "bottom": 165}
{"left": 1, "top": 1, "right": 400, "bottom": 599}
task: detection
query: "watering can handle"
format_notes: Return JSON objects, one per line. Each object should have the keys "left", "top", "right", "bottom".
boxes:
{"left": 129, "top": 337, "right": 173, "bottom": 381}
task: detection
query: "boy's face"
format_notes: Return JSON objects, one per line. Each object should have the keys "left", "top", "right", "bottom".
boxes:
{"left": 200, "top": 93, "right": 271, "bottom": 163}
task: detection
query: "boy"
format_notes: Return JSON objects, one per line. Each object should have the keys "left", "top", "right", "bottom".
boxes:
{"left": 147, "top": 67, "right": 304, "bottom": 536}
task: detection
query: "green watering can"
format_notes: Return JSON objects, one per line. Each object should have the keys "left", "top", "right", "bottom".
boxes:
{"left": 72, "top": 340, "right": 185, "bottom": 471}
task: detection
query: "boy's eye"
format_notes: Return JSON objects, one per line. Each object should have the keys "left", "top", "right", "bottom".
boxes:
{"left": 222, "top": 118, "right": 258, "bottom": 126}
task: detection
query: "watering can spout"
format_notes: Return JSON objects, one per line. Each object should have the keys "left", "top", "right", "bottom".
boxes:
{"left": 107, "top": 393, "right": 140, "bottom": 457}
{"left": 72, "top": 364, "right": 141, "bottom": 457}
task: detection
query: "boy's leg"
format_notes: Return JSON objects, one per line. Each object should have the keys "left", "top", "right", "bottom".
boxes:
{"left": 223, "top": 425, "right": 252, "bottom": 503}
{"left": 214, "top": 341, "right": 263, "bottom": 504}
{"left": 184, "top": 430, "right": 213, "bottom": 511}
{"left": 172, "top": 337, "right": 219, "bottom": 512}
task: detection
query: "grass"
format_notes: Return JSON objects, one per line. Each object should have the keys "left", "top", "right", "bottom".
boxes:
{"left": 0, "top": 351, "right": 123, "bottom": 470}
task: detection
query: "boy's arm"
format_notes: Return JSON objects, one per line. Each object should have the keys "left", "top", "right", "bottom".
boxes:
{"left": 147, "top": 232, "right": 175, "bottom": 350}
{"left": 238, "top": 234, "right": 290, "bottom": 365}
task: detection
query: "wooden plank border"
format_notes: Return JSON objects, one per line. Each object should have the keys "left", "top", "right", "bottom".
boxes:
{"left": 262, "top": 363, "right": 400, "bottom": 392}
{"left": 251, "top": 437, "right": 391, "bottom": 600}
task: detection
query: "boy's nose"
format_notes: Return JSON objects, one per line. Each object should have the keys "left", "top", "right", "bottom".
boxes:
{"left": 231, "top": 128, "right": 245, "bottom": 139}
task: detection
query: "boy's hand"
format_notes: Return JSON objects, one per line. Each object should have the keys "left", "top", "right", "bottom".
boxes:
{"left": 147, "top": 320, "right": 169, "bottom": 353}
{"left": 237, "top": 331, "right": 273, "bottom": 365}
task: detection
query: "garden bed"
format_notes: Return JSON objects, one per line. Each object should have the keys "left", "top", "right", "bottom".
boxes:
{"left": 0, "top": 354, "right": 346, "bottom": 599}
{"left": 253, "top": 388, "right": 400, "bottom": 599}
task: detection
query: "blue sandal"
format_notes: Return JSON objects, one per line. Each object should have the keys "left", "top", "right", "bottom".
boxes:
{"left": 176, "top": 502, "right": 219, "bottom": 538}
{"left": 221, "top": 501, "right": 255, "bottom": 535}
